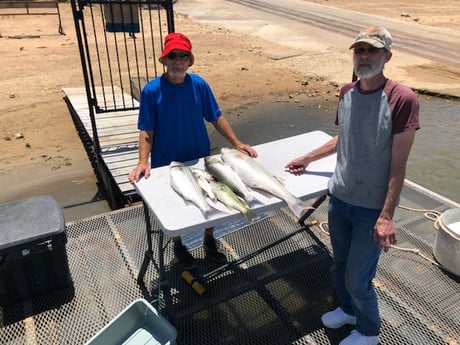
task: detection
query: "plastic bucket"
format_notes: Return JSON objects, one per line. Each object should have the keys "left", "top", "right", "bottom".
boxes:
{"left": 433, "top": 208, "right": 460, "bottom": 277}
{"left": 85, "top": 299, "right": 177, "bottom": 345}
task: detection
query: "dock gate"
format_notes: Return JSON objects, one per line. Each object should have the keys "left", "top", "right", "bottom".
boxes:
{"left": 66, "top": 0, "right": 175, "bottom": 208}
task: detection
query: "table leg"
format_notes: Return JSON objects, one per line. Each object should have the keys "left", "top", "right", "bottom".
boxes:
{"left": 155, "top": 230, "right": 166, "bottom": 312}
{"left": 137, "top": 200, "right": 153, "bottom": 286}
{"left": 157, "top": 226, "right": 178, "bottom": 319}
{"left": 135, "top": 201, "right": 175, "bottom": 316}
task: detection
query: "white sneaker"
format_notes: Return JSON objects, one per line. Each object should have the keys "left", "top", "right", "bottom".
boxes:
{"left": 321, "top": 307, "right": 357, "bottom": 329}
{"left": 339, "top": 330, "right": 380, "bottom": 345}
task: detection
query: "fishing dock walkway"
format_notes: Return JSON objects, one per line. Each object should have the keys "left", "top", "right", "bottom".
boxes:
{"left": 62, "top": 87, "right": 141, "bottom": 209}
{"left": 1, "top": 182, "right": 459, "bottom": 344}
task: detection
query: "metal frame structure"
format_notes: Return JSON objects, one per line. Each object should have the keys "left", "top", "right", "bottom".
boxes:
{"left": 1, "top": 183, "right": 459, "bottom": 344}
{"left": 68, "top": 0, "right": 175, "bottom": 207}
{"left": 137, "top": 195, "right": 328, "bottom": 317}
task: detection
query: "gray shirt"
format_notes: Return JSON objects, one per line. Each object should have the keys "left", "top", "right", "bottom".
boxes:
{"left": 328, "top": 79, "right": 420, "bottom": 209}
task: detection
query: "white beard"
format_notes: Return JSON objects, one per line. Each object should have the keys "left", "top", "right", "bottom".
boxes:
{"left": 166, "top": 69, "right": 186, "bottom": 80}
{"left": 354, "top": 55, "right": 386, "bottom": 79}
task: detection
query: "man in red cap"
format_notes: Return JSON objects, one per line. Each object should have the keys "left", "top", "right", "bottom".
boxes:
{"left": 285, "top": 27, "right": 420, "bottom": 345}
{"left": 129, "top": 32, "right": 257, "bottom": 270}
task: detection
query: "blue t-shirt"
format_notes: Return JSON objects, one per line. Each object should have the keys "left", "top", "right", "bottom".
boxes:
{"left": 138, "top": 73, "right": 222, "bottom": 168}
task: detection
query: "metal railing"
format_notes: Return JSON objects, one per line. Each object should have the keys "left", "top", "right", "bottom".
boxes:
{"left": 70, "top": 0, "right": 174, "bottom": 152}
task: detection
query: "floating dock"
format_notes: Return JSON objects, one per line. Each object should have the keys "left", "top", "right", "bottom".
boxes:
{"left": 1, "top": 183, "right": 459, "bottom": 344}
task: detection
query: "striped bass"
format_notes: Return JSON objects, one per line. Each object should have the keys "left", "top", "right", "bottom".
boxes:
{"left": 170, "top": 161, "right": 212, "bottom": 218}
{"left": 220, "top": 148, "right": 313, "bottom": 219}
{"left": 210, "top": 181, "right": 259, "bottom": 223}
{"left": 191, "top": 167, "right": 214, "bottom": 182}
{"left": 191, "top": 167, "right": 217, "bottom": 202}
{"left": 204, "top": 155, "right": 258, "bottom": 204}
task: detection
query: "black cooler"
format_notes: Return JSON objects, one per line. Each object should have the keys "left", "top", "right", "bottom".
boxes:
{"left": 0, "top": 195, "right": 73, "bottom": 306}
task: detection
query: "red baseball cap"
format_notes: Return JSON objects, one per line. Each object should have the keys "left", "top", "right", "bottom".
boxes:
{"left": 160, "top": 32, "right": 194, "bottom": 64}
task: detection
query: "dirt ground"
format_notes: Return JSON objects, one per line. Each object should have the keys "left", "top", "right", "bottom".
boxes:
{"left": 0, "top": 0, "right": 459, "bottom": 219}
{"left": 308, "top": 0, "right": 460, "bottom": 31}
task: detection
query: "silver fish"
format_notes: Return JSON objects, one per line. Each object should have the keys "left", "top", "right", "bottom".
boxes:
{"left": 191, "top": 167, "right": 215, "bottom": 182}
{"left": 191, "top": 168, "right": 217, "bottom": 202}
{"left": 205, "top": 155, "right": 258, "bottom": 204}
{"left": 220, "top": 148, "right": 313, "bottom": 219}
{"left": 210, "top": 181, "right": 259, "bottom": 223}
{"left": 170, "top": 161, "right": 212, "bottom": 218}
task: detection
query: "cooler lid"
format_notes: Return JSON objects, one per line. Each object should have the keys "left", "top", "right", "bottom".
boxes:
{"left": 0, "top": 194, "right": 65, "bottom": 250}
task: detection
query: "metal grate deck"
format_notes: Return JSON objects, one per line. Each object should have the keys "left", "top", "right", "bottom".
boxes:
{"left": 0, "top": 184, "right": 459, "bottom": 344}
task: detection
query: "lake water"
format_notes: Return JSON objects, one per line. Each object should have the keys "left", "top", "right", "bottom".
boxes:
{"left": 210, "top": 95, "right": 460, "bottom": 203}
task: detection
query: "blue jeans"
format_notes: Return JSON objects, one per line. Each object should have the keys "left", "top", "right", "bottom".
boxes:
{"left": 328, "top": 195, "right": 381, "bottom": 336}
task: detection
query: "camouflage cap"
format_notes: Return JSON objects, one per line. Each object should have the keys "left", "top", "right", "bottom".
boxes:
{"left": 349, "top": 27, "right": 392, "bottom": 51}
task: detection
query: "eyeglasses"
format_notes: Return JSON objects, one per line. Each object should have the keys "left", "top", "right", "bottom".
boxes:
{"left": 353, "top": 46, "right": 385, "bottom": 55}
{"left": 166, "top": 52, "right": 190, "bottom": 61}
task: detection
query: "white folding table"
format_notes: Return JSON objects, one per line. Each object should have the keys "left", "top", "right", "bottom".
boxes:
{"left": 134, "top": 130, "right": 336, "bottom": 305}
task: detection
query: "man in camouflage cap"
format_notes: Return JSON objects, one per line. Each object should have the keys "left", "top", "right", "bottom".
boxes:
{"left": 286, "top": 27, "right": 420, "bottom": 345}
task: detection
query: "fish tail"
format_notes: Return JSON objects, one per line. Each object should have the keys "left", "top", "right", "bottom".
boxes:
{"left": 201, "top": 206, "right": 213, "bottom": 219}
{"left": 245, "top": 193, "right": 260, "bottom": 206}
{"left": 243, "top": 208, "right": 260, "bottom": 223}
{"left": 287, "top": 197, "right": 314, "bottom": 219}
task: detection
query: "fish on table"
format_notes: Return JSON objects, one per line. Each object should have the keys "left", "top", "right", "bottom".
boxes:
{"left": 191, "top": 167, "right": 214, "bottom": 183}
{"left": 204, "top": 155, "right": 258, "bottom": 205}
{"left": 210, "top": 181, "right": 259, "bottom": 223}
{"left": 191, "top": 167, "right": 217, "bottom": 202}
{"left": 220, "top": 148, "right": 313, "bottom": 219}
{"left": 169, "top": 161, "right": 212, "bottom": 218}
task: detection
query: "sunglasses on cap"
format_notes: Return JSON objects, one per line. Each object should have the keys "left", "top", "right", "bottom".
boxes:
{"left": 166, "top": 52, "right": 190, "bottom": 61}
